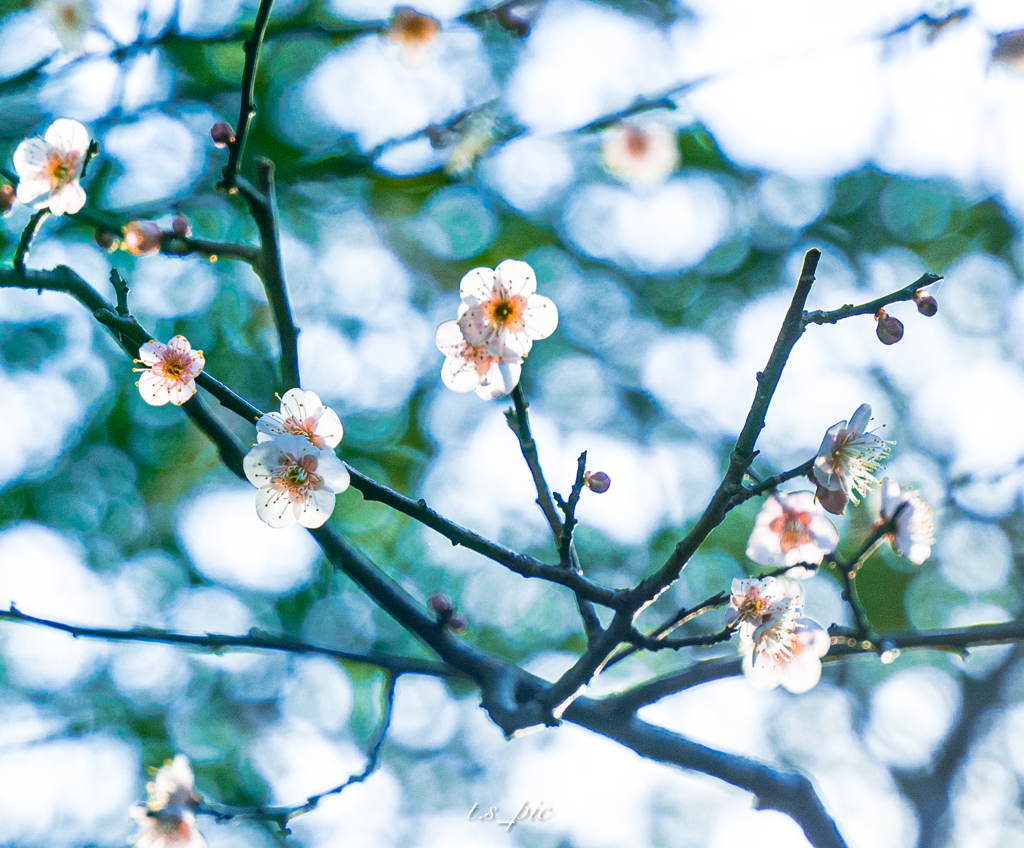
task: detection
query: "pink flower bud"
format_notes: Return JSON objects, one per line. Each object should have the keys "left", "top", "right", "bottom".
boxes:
{"left": 447, "top": 614, "right": 468, "bottom": 634}
{"left": 914, "top": 293, "right": 938, "bottom": 317}
{"left": 0, "top": 184, "right": 13, "bottom": 213}
{"left": 875, "top": 310, "right": 904, "bottom": 345}
{"left": 94, "top": 229, "right": 118, "bottom": 251}
{"left": 584, "top": 471, "right": 611, "bottom": 494}
{"left": 210, "top": 122, "right": 236, "bottom": 148}
{"left": 122, "top": 220, "right": 164, "bottom": 256}
{"left": 428, "top": 593, "right": 453, "bottom": 616}
{"left": 171, "top": 214, "right": 191, "bottom": 238}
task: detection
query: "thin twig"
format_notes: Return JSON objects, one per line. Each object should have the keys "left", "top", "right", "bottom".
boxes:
{"left": 13, "top": 210, "right": 49, "bottom": 276}
{"left": 554, "top": 451, "right": 587, "bottom": 567}
{"left": 110, "top": 269, "right": 130, "bottom": 317}
{"left": 507, "top": 383, "right": 561, "bottom": 535}
{"left": 803, "top": 272, "right": 942, "bottom": 327}
{"left": 161, "top": 236, "right": 262, "bottom": 267}
{"left": 735, "top": 458, "right": 815, "bottom": 504}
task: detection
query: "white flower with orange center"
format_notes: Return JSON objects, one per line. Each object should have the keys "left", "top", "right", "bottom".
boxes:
{"left": 457, "top": 259, "right": 558, "bottom": 357}
{"left": 135, "top": 336, "right": 205, "bottom": 407}
{"left": 743, "top": 616, "right": 830, "bottom": 693}
{"left": 435, "top": 319, "right": 523, "bottom": 399}
{"left": 41, "top": 0, "right": 93, "bottom": 51}
{"left": 746, "top": 490, "right": 838, "bottom": 571}
{"left": 385, "top": 6, "right": 441, "bottom": 67}
{"left": 601, "top": 123, "right": 679, "bottom": 187}
{"left": 725, "top": 576, "right": 793, "bottom": 640}
{"left": 813, "top": 403, "right": 891, "bottom": 506}
{"left": 130, "top": 806, "right": 206, "bottom": 848}
{"left": 13, "top": 118, "right": 90, "bottom": 215}
{"left": 879, "top": 478, "right": 935, "bottom": 565}
{"left": 244, "top": 434, "right": 350, "bottom": 528}
{"left": 257, "top": 388, "right": 343, "bottom": 450}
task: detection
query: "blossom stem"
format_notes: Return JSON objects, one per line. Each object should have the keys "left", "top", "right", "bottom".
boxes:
{"left": 13, "top": 209, "right": 49, "bottom": 276}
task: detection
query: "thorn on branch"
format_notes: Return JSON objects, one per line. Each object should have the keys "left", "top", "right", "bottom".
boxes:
{"left": 110, "top": 268, "right": 131, "bottom": 317}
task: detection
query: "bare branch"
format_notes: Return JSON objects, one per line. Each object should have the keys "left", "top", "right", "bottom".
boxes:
{"left": 803, "top": 272, "right": 942, "bottom": 327}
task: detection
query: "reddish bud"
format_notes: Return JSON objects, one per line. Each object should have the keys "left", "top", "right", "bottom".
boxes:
{"left": 428, "top": 593, "right": 453, "bottom": 616}
{"left": 210, "top": 122, "right": 236, "bottom": 148}
{"left": 122, "top": 220, "right": 164, "bottom": 256}
{"left": 171, "top": 214, "right": 191, "bottom": 238}
{"left": 815, "top": 482, "right": 848, "bottom": 516}
{"left": 875, "top": 309, "right": 904, "bottom": 345}
{"left": 94, "top": 229, "right": 118, "bottom": 251}
{"left": 914, "top": 293, "right": 938, "bottom": 317}
{"left": 0, "top": 184, "right": 14, "bottom": 214}
{"left": 447, "top": 614, "right": 468, "bottom": 634}
{"left": 583, "top": 471, "right": 611, "bottom": 494}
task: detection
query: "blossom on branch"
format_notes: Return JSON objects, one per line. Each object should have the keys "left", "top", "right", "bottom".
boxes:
{"left": 726, "top": 576, "right": 796, "bottom": 640}
{"left": 13, "top": 118, "right": 90, "bottom": 215}
{"left": 147, "top": 755, "right": 202, "bottom": 810}
{"left": 879, "top": 478, "right": 935, "bottom": 565}
{"left": 385, "top": 6, "right": 440, "bottom": 66}
{"left": 135, "top": 336, "right": 205, "bottom": 406}
{"left": 456, "top": 259, "right": 558, "bottom": 357}
{"left": 746, "top": 491, "right": 838, "bottom": 572}
{"left": 257, "top": 388, "right": 343, "bottom": 450}
{"left": 602, "top": 123, "right": 679, "bottom": 187}
{"left": 41, "top": 0, "right": 92, "bottom": 52}
{"left": 813, "top": 403, "right": 890, "bottom": 509}
{"left": 435, "top": 319, "right": 523, "bottom": 399}
{"left": 244, "top": 434, "right": 350, "bottom": 528}
{"left": 742, "top": 616, "right": 830, "bottom": 693}
{"left": 131, "top": 755, "right": 206, "bottom": 848}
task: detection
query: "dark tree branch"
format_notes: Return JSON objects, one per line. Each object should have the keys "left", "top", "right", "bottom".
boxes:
{"left": 736, "top": 458, "right": 815, "bottom": 504}
{"left": 161, "top": 236, "right": 262, "bottom": 267}
{"left": 507, "top": 383, "right": 561, "bottom": 536}
{"left": 554, "top": 451, "right": 587, "bottom": 567}
{"left": 13, "top": 209, "right": 49, "bottom": 275}
{"left": 0, "top": 605, "right": 456, "bottom": 678}
{"left": 803, "top": 272, "right": 942, "bottom": 327}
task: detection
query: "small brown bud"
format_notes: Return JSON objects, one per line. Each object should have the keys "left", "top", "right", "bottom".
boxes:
{"left": 583, "top": 471, "right": 611, "bottom": 494}
{"left": 815, "top": 482, "right": 848, "bottom": 516}
{"left": 210, "top": 122, "right": 236, "bottom": 148}
{"left": 875, "top": 309, "right": 904, "bottom": 345}
{"left": 171, "top": 214, "right": 191, "bottom": 238}
{"left": 94, "top": 229, "right": 118, "bottom": 251}
{"left": 122, "top": 220, "right": 164, "bottom": 256}
{"left": 428, "top": 593, "right": 453, "bottom": 616}
{"left": 447, "top": 614, "right": 468, "bottom": 634}
{"left": 0, "top": 184, "right": 14, "bottom": 214}
{"left": 914, "top": 293, "right": 938, "bottom": 317}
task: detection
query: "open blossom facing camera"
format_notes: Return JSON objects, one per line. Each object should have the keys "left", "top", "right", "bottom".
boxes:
{"left": 456, "top": 259, "right": 558, "bottom": 357}
{"left": 880, "top": 478, "right": 935, "bottom": 565}
{"left": 435, "top": 320, "right": 523, "bottom": 399}
{"left": 746, "top": 491, "right": 838, "bottom": 572}
{"left": 244, "top": 434, "right": 350, "bottom": 528}
{"left": 813, "top": 403, "right": 891, "bottom": 512}
{"left": 257, "top": 388, "right": 343, "bottom": 450}
{"left": 135, "top": 336, "right": 205, "bottom": 406}
{"left": 13, "top": 118, "right": 90, "bottom": 215}
{"left": 743, "top": 616, "right": 830, "bottom": 693}
{"left": 726, "top": 577, "right": 796, "bottom": 640}
{"left": 602, "top": 123, "right": 679, "bottom": 187}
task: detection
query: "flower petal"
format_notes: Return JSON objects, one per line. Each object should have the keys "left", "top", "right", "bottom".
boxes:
{"left": 280, "top": 388, "right": 324, "bottom": 421}
{"left": 459, "top": 266, "right": 496, "bottom": 303}
{"left": 314, "top": 406, "right": 344, "bottom": 448}
{"left": 435, "top": 319, "right": 466, "bottom": 354}
{"left": 255, "top": 486, "right": 301, "bottom": 527}
{"left": 12, "top": 138, "right": 51, "bottom": 176}
{"left": 43, "top": 118, "right": 89, "bottom": 156}
{"left": 441, "top": 353, "right": 482, "bottom": 392}
{"left": 137, "top": 370, "right": 171, "bottom": 406}
{"left": 495, "top": 258, "right": 537, "bottom": 297}
{"left": 15, "top": 178, "right": 52, "bottom": 206}
{"left": 522, "top": 293, "right": 558, "bottom": 339}
{"left": 47, "top": 181, "right": 86, "bottom": 216}
{"left": 316, "top": 452, "right": 351, "bottom": 493}
{"left": 457, "top": 305, "right": 491, "bottom": 346}
{"left": 848, "top": 403, "right": 872, "bottom": 435}
{"left": 475, "top": 361, "right": 521, "bottom": 399}
{"left": 138, "top": 340, "right": 167, "bottom": 365}
{"left": 168, "top": 378, "right": 197, "bottom": 406}
{"left": 298, "top": 488, "right": 336, "bottom": 528}
{"left": 166, "top": 335, "right": 193, "bottom": 354}
{"left": 243, "top": 442, "right": 285, "bottom": 487}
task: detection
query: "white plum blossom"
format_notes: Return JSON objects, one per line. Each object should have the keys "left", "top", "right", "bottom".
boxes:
{"left": 813, "top": 403, "right": 891, "bottom": 507}
{"left": 743, "top": 616, "right": 830, "bottom": 693}
{"left": 456, "top": 259, "right": 558, "bottom": 357}
{"left": 131, "top": 807, "right": 206, "bottom": 848}
{"left": 244, "top": 434, "right": 350, "bottom": 528}
{"left": 13, "top": 118, "right": 90, "bottom": 215}
{"left": 147, "top": 755, "right": 201, "bottom": 811}
{"left": 880, "top": 478, "right": 935, "bottom": 565}
{"left": 725, "top": 576, "right": 796, "bottom": 640}
{"left": 41, "top": 0, "right": 93, "bottom": 51}
{"left": 257, "top": 388, "right": 343, "bottom": 450}
{"left": 435, "top": 319, "right": 523, "bottom": 399}
{"left": 385, "top": 7, "right": 440, "bottom": 67}
{"left": 601, "top": 123, "right": 679, "bottom": 187}
{"left": 135, "top": 336, "right": 205, "bottom": 406}
{"left": 746, "top": 491, "right": 839, "bottom": 572}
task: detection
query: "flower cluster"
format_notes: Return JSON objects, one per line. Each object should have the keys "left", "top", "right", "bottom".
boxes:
{"left": 435, "top": 259, "right": 558, "bottom": 399}
{"left": 727, "top": 577, "right": 828, "bottom": 693}
{"left": 244, "top": 389, "right": 350, "bottom": 528}
{"left": 13, "top": 118, "right": 90, "bottom": 215}
{"left": 135, "top": 336, "right": 205, "bottom": 407}
{"left": 131, "top": 755, "right": 206, "bottom": 848}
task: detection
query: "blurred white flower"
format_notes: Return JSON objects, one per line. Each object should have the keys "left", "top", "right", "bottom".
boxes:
{"left": 134, "top": 336, "right": 205, "bottom": 407}
{"left": 602, "top": 123, "right": 679, "bottom": 187}
{"left": 40, "top": 0, "right": 92, "bottom": 52}
{"left": 257, "top": 388, "right": 344, "bottom": 450}
{"left": 880, "top": 478, "right": 935, "bottom": 565}
{"left": 435, "top": 319, "right": 522, "bottom": 399}
{"left": 243, "top": 434, "right": 350, "bottom": 528}
{"left": 385, "top": 6, "right": 441, "bottom": 67}
{"left": 146, "top": 755, "right": 201, "bottom": 812}
{"left": 743, "top": 615, "right": 830, "bottom": 694}
{"left": 457, "top": 258, "right": 558, "bottom": 356}
{"left": 813, "top": 403, "right": 891, "bottom": 505}
{"left": 746, "top": 491, "right": 838, "bottom": 572}
{"left": 130, "top": 806, "right": 206, "bottom": 848}
{"left": 13, "top": 118, "right": 90, "bottom": 215}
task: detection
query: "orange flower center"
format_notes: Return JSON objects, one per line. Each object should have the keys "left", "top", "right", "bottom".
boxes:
{"left": 59, "top": 6, "right": 80, "bottom": 27}
{"left": 281, "top": 416, "right": 325, "bottom": 448}
{"left": 624, "top": 127, "right": 651, "bottom": 157}
{"left": 44, "top": 149, "right": 78, "bottom": 190}
{"left": 160, "top": 354, "right": 189, "bottom": 380}
{"left": 770, "top": 510, "right": 814, "bottom": 553}
{"left": 736, "top": 591, "right": 771, "bottom": 624}
{"left": 484, "top": 292, "right": 525, "bottom": 333}
{"left": 462, "top": 342, "right": 499, "bottom": 376}
{"left": 274, "top": 454, "right": 323, "bottom": 499}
